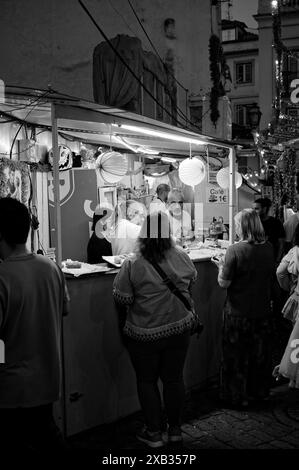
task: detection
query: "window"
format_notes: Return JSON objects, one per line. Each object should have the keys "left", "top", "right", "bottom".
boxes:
{"left": 222, "top": 29, "right": 236, "bottom": 42}
{"left": 189, "top": 105, "right": 202, "bottom": 132}
{"left": 234, "top": 104, "right": 252, "bottom": 126}
{"left": 235, "top": 62, "right": 253, "bottom": 84}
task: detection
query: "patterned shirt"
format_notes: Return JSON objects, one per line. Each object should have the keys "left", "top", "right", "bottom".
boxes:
{"left": 113, "top": 247, "right": 197, "bottom": 341}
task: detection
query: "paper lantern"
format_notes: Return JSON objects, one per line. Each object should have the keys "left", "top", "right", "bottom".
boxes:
{"left": 216, "top": 167, "right": 242, "bottom": 189}
{"left": 48, "top": 145, "right": 73, "bottom": 170}
{"left": 178, "top": 157, "right": 206, "bottom": 187}
{"left": 96, "top": 151, "right": 128, "bottom": 184}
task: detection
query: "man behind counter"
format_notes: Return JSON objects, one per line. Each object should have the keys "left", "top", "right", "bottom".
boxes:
{"left": 149, "top": 184, "right": 170, "bottom": 215}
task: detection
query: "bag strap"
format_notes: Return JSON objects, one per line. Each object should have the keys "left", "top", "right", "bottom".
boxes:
{"left": 149, "top": 259, "right": 192, "bottom": 312}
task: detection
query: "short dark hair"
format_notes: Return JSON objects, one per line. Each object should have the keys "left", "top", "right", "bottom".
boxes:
{"left": 254, "top": 197, "right": 272, "bottom": 210}
{"left": 0, "top": 198, "right": 30, "bottom": 246}
{"left": 156, "top": 184, "right": 170, "bottom": 197}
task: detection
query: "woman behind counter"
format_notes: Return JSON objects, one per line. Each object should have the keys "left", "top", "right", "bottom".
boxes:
{"left": 87, "top": 207, "right": 112, "bottom": 264}
{"left": 214, "top": 209, "right": 275, "bottom": 408}
{"left": 113, "top": 211, "right": 197, "bottom": 448}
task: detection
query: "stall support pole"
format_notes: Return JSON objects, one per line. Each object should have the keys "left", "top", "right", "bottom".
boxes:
{"left": 51, "top": 104, "right": 67, "bottom": 439}
{"left": 51, "top": 104, "right": 63, "bottom": 267}
{"left": 228, "top": 146, "right": 236, "bottom": 245}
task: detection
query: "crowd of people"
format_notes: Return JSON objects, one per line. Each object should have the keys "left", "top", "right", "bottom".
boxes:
{"left": 1, "top": 193, "right": 299, "bottom": 452}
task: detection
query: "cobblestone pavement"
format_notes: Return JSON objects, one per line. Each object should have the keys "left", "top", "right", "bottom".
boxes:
{"left": 69, "top": 383, "right": 299, "bottom": 451}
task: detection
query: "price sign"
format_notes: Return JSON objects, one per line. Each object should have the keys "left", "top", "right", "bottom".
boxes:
{"left": 206, "top": 186, "right": 228, "bottom": 204}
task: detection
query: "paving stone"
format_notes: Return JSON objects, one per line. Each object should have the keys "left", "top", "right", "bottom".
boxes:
{"left": 181, "top": 423, "right": 209, "bottom": 438}
{"left": 255, "top": 443, "right": 281, "bottom": 449}
{"left": 225, "top": 410, "right": 251, "bottom": 421}
{"left": 186, "top": 435, "right": 232, "bottom": 450}
{"left": 270, "top": 440, "right": 298, "bottom": 449}
{"left": 260, "top": 425, "right": 292, "bottom": 439}
{"left": 212, "top": 429, "right": 245, "bottom": 443}
{"left": 279, "top": 434, "right": 299, "bottom": 446}
{"left": 246, "top": 429, "right": 273, "bottom": 443}
{"left": 70, "top": 383, "right": 299, "bottom": 450}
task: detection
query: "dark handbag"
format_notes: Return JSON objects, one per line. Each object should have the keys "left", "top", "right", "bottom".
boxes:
{"left": 150, "top": 260, "right": 204, "bottom": 337}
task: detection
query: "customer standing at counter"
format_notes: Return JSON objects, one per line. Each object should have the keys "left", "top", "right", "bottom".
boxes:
{"left": 253, "top": 197, "right": 285, "bottom": 264}
{"left": 0, "top": 198, "right": 69, "bottom": 451}
{"left": 149, "top": 184, "right": 170, "bottom": 214}
{"left": 214, "top": 209, "right": 275, "bottom": 408}
{"left": 110, "top": 199, "right": 145, "bottom": 255}
{"left": 253, "top": 197, "right": 286, "bottom": 322}
{"left": 113, "top": 211, "right": 197, "bottom": 448}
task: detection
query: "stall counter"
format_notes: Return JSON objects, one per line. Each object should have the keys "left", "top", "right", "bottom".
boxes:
{"left": 55, "top": 259, "right": 226, "bottom": 437}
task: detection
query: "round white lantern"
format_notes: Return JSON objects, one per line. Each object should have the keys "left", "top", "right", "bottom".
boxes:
{"left": 178, "top": 157, "right": 206, "bottom": 187}
{"left": 216, "top": 167, "right": 242, "bottom": 189}
{"left": 96, "top": 151, "right": 128, "bottom": 184}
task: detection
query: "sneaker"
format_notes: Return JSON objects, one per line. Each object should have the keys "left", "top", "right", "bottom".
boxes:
{"left": 136, "top": 428, "right": 165, "bottom": 448}
{"left": 168, "top": 425, "right": 182, "bottom": 443}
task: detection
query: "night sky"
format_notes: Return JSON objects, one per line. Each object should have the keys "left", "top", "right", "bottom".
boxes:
{"left": 222, "top": 0, "right": 259, "bottom": 29}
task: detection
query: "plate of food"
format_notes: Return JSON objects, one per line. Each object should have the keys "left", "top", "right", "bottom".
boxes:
{"left": 102, "top": 254, "right": 133, "bottom": 268}
{"left": 62, "top": 260, "right": 113, "bottom": 276}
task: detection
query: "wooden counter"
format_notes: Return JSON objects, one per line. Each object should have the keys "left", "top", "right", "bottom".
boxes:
{"left": 55, "top": 260, "right": 226, "bottom": 437}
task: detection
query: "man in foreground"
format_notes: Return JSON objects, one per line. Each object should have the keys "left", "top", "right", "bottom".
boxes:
{"left": 0, "top": 198, "right": 69, "bottom": 451}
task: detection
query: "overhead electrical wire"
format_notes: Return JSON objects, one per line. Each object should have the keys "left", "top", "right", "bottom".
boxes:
{"left": 9, "top": 90, "right": 50, "bottom": 159}
{"left": 126, "top": 0, "right": 194, "bottom": 126}
{"left": 126, "top": 0, "right": 188, "bottom": 92}
{"left": 114, "top": 0, "right": 195, "bottom": 127}
{"left": 78, "top": 0, "right": 211, "bottom": 132}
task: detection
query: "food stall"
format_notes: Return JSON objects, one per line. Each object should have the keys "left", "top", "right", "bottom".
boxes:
{"left": 0, "top": 88, "right": 239, "bottom": 436}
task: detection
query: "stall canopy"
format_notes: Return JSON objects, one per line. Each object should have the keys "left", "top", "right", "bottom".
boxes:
{"left": 0, "top": 87, "right": 238, "bottom": 263}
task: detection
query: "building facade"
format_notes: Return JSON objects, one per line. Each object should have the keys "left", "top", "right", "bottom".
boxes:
{"left": 255, "top": 0, "right": 299, "bottom": 129}
{"left": 222, "top": 19, "right": 259, "bottom": 140}
{"left": 0, "top": 0, "right": 221, "bottom": 129}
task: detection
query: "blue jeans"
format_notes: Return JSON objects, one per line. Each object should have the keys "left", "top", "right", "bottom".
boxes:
{"left": 125, "top": 332, "right": 190, "bottom": 432}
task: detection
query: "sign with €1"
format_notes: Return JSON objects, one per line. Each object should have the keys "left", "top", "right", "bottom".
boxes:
{"left": 206, "top": 185, "right": 228, "bottom": 204}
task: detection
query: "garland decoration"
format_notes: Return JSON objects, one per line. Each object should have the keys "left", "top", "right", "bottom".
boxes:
{"left": 273, "top": 147, "right": 296, "bottom": 220}
{"left": 209, "top": 35, "right": 226, "bottom": 127}
{"left": 0, "top": 157, "right": 31, "bottom": 206}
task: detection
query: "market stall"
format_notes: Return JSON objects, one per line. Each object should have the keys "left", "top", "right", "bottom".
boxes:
{"left": 0, "top": 88, "right": 239, "bottom": 436}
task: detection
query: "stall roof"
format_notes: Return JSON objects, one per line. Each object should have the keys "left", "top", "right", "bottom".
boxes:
{"left": 0, "top": 87, "right": 235, "bottom": 157}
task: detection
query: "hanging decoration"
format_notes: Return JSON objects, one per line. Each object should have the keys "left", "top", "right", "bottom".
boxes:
{"left": 178, "top": 157, "right": 206, "bottom": 187}
{"left": 273, "top": 147, "right": 296, "bottom": 219}
{"left": 48, "top": 145, "right": 73, "bottom": 171}
{"left": 95, "top": 150, "right": 128, "bottom": 184}
{"left": 0, "top": 157, "right": 31, "bottom": 205}
{"left": 216, "top": 167, "right": 242, "bottom": 189}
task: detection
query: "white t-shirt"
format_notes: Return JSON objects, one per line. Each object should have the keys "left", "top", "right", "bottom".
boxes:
{"left": 110, "top": 219, "right": 141, "bottom": 255}
{"left": 149, "top": 197, "right": 167, "bottom": 215}
{"left": 168, "top": 210, "right": 192, "bottom": 241}
{"left": 0, "top": 253, "right": 69, "bottom": 408}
